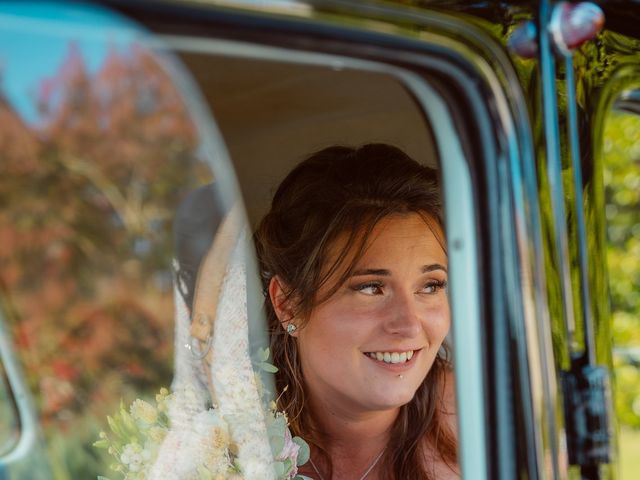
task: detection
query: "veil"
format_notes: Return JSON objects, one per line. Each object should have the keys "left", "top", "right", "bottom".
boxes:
{"left": 148, "top": 200, "right": 276, "bottom": 479}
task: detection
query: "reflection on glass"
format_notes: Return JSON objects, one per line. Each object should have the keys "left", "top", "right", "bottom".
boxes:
{"left": 0, "top": 361, "right": 19, "bottom": 456}
{"left": 0, "top": 27, "right": 209, "bottom": 479}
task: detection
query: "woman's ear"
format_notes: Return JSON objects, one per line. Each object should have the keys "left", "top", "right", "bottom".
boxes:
{"left": 268, "top": 276, "right": 299, "bottom": 337}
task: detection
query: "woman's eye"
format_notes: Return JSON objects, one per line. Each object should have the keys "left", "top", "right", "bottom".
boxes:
{"left": 421, "top": 280, "right": 448, "bottom": 294}
{"left": 352, "top": 282, "right": 384, "bottom": 295}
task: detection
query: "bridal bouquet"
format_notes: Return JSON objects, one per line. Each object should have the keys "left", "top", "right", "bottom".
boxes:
{"left": 95, "top": 219, "right": 311, "bottom": 479}
{"left": 94, "top": 350, "right": 310, "bottom": 480}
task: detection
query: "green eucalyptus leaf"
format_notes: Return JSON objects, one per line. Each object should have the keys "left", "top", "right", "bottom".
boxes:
{"left": 259, "top": 347, "right": 270, "bottom": 362}
{"left": 293, "top": 437, "right": 310, "bottom": 465}
{"left": 260, "top": 362, "right": 279, "bottom": 373}
{"left": 270, "top": 435, "right": 285, "bottom": 456}
{"left": 268, "top": 415, "right": 287, "bottom": 438}
{"left": 273, "top": 461, "right": 285, "bottom": 477}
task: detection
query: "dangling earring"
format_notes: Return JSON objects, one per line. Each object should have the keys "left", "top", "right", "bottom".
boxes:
{"left": 286, "top": 324, "right": 297, "bottom": 335}
{"left": 188, "top": 335, "right": 212, "bottom": 360}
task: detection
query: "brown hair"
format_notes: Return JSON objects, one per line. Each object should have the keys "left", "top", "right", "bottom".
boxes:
{"left": 254, "top": 144, "right": 457, "bottom": 479}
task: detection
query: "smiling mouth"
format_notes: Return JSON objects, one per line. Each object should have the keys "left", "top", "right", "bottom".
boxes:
{"left": 363, "top": 349, "right": 420, "bottom": 365}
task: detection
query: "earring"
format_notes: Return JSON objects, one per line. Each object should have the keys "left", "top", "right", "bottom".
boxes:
{"left": 286, "top": 324, "right": 297, "bottom": 335}
{"left": 186, "top": 335, "right": 212, "bottom": 360}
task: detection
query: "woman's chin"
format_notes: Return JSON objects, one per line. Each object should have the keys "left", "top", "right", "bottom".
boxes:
{"left": 361, "top": 386, "right": 418, "bottom": 411}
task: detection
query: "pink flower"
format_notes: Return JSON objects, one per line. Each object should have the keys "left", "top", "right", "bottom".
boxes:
{"left": 275, "top": 428, "right": 300, "bottom": 479}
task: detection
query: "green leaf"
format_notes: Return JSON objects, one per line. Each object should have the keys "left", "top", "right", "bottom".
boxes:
{"left": 269, "top": 435, "right": 284, "bottom": 456}
{"left": 231, "top": 459, "right": 242, "bottom": 473}
{"left": 273, "top": 461, "right": 285, "bottom": 477}
{"left": 158, "top": 411, "right": 170, "bottom": 427}
{"left": 260, "top": 362, "right": 278, "bottom": 373}
{"left": 258, "top": 347, "right": 270, "bottom": 362}
{"left": 120, "top": 407, "right": 137, "bottom": 434}
{"left": 97, "top": 476, "right": 112, "bottom": 480}
{"left": 293, "top": 436, "right": 310, "bottom": 465}
{"left": 106, "top": 415, "right": 124, "bottom": 438}
{"left": 93, "top": 439, "right": 110, "bottom": 449}
{"left": 267, "top": 415, "right": 287, "bottom": 438}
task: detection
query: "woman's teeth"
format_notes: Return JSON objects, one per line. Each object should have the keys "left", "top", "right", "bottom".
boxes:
{"left": 366, "top": 350, "right": 414, "bottom": 364}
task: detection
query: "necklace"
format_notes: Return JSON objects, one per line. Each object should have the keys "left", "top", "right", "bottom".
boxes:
{"left": 308, "top": 448, "right": 385, "bottom": 480}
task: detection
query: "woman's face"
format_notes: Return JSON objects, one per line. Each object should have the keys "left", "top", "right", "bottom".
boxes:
{"left": 296, "top": 213, "right": 449, "bottom": 414}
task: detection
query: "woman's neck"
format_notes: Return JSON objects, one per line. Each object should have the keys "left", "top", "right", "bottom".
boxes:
{"left": 307, "top": 394, "right": 398, "bottom": 476}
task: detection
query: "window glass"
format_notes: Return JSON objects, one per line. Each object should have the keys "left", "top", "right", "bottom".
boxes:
{"left": 171, "top": 38, "right": 473, "bottom": 480}
{"left": 0, "top": 3, "right": 232, "bottom": 478}
{"left": 0, "top": 3, "right": 473, "bottom": 480}
{"left": 177, "top": 50, "right": 439, "bottom": 225}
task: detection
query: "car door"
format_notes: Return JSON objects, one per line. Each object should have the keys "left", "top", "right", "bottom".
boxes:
{"left": 0, "top": 1, "right": 598, "bottom": 479}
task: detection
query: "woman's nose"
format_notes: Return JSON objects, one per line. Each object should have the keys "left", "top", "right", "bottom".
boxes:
{"left": 382, "top": 291, "right": 422, "bottom": 337}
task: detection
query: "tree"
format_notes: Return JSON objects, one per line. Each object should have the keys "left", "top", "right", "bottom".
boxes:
{"left": 0, "top": 41, "right": 202, "bottom": 478}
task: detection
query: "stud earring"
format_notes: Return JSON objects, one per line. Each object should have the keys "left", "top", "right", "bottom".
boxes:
{"left": 286, "top": 324, "right": 297, "bottom": 334}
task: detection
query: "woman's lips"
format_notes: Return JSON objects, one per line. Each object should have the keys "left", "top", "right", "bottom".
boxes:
{"left": 363, "top": 349, "right": 421, "bottom": 371}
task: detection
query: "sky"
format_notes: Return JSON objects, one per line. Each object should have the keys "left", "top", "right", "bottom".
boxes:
{"left": 0, "top": 1, "right": 142, "bottom": 124}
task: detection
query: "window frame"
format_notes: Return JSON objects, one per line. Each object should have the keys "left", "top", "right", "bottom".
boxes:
{"left": 103, "top": 2, "right": 559, "bottom": 478}
{"left": 0, "top": 0, "right": 567, "bottom": 478}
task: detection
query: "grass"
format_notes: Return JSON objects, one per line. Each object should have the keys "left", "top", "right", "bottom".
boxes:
{"left": 620, "top": 427, "right": 640, "bottom": 479}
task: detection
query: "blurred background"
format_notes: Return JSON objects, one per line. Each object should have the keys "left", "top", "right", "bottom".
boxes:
{"left": 0, "top": 37, "right": 209, "bottom": 477}
{"left": 602, "top": 110, "right": 640, "bottom": 479}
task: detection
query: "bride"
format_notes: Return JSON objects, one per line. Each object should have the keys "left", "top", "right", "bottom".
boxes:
{"left": 254, "top": 144, "right": 458, "bottom": 480}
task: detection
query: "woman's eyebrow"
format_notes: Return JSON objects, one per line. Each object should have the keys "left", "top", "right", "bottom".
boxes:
{"left": 351, "top": 268, "right": 390, "bottom": 277}
{"left": 422, "top": 263, "right": 447, "bottom": 273}
{"left": 351, "top": 264, "right": 448, "bottom": 277}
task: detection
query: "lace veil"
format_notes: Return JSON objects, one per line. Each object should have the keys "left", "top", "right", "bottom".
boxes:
{"left": 149, "top": 187, "right": 276, "bottom": 479}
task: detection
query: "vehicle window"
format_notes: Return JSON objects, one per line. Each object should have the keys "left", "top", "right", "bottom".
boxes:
{"left": 134, "top": 35, "right": 482, "bottom": 480}
{"left": 0, "top": 3, "right": 239, "bottom": 478}
{"left": 176, "top": 50, "right": 438, "bottom": 225}
{"left": 0, "top": 3, "right": 494, "bottom": 480}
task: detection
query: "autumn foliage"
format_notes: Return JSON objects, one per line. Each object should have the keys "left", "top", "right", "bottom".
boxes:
{"left": 0, "top": 39, "right": 201, "bottom": 465}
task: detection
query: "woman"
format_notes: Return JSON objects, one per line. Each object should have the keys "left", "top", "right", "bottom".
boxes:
{"left": 254, "top": 144, "right": 458, "bottom": 480}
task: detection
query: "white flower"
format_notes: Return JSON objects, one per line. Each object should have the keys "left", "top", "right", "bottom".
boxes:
{"left": 120, "top": 443, "right": 147, "bottom": 473}
{"left": 120, "top": 443, "right": 137, "bottom": 464}
{"left": 193, "top": 409, "right": 227, "bottom": 436}
{"left": 130, "top": 399, "right": 158, "bottom": 425}
{"left": 156, "top": 387, "right": 171, "bottom": 412}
